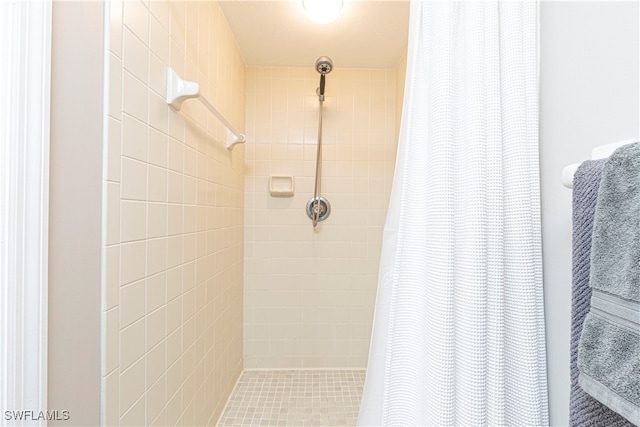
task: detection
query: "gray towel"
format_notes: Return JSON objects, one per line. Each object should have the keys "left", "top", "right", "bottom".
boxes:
{"left": 578, "top": 142, "right": 640, "bottom": 426}
{"left": 589, "top": 142, "right": 640, "bottom": 303}
{"left": 569, "top": 159, "right": 633, "bottom": 427}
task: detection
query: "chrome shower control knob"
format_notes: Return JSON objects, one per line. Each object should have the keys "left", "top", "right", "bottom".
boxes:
{"left": 306, "top": 196, "right": 331, "bottom": 222}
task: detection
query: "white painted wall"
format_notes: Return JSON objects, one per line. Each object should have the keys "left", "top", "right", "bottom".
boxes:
{"left": 49, "top": 2, "right": 104, "bottom": 425}
{"left": 539, "top": 2, "right": 639, "bottom": 425}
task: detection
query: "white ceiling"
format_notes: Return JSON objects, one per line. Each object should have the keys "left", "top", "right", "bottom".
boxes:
{"left": 218, "top": 0, "right": 410, "bottom": 69}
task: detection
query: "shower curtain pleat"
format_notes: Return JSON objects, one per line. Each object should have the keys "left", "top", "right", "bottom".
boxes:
{"left": 358, "top": 1, "right": 549, "bottom": 426}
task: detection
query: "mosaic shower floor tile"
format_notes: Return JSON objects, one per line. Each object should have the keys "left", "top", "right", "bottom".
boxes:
{"left": 217, "top": 370, "right": 365, "bottom": 427}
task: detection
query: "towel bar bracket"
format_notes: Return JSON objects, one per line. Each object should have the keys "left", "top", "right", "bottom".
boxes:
{"left": 166, "top": 68, "right": 245, "bottom": 151}
{"left": 561, "top": 139, "right": 638, "bottom": 189}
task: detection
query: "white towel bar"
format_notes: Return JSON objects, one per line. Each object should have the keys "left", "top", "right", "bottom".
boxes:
{"left": 166, "top": 68, "right": 246, "bottom": 150}
{"left": 561, "top": 139, "right": 637, "bottom": 189}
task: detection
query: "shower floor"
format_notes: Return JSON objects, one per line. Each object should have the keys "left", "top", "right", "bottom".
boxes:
{"left": 217, "top": 369, "right": 365, "bottom": 426}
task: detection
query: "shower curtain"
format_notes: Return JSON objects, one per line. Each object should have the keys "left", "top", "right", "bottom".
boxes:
{"left": 358, "top": 1, "right": 549, "bottom": 426}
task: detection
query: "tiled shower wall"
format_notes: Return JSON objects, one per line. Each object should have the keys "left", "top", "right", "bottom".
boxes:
{"left": 102, "top": 1, "right": 245, "bottom": 425}
{"left": 244, "top": 67, "right": 398, "bottom": 369}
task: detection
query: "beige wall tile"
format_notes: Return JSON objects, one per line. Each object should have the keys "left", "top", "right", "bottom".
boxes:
{"left": 145, "top": 306, "right": 166, "bottom": 351}
{"left": 123, "top": 28, "right": 149, "bottom": 84}
{"left": 119, "top": 357, "right": 145, "bottom": 416}
{"left": 120, "top": 318, "right": 145, "bottom": 371}
{"left": 121, "top": 157, "right": 147, "bottom": 201}
{"left": 147, "top": 165, "right": 167, "bottom": 202}
{"left": 145, "top": 374, "right": 166, "bottom": 424}
{"left": 148, "top": 90, "right": 169, "bottom": 134}
{"left": 120, "top": 278, "right": 146, "bottom": 328}
{"left": 146, "top": 237, "right": 167, "bottom": 277}
{"left": 122, "top": 71, "right": 148, "bottom": 123}
{"left": 244, "top": 66, "right": 396, "bottom": 369}
{"left": 120, "top": 242, "right": 146, "bottom": 286}
{"left": 105, "top": 308, "right": 120, "bottom": 375}
{"left": 120, "top": 200, "right": 146, "bottom": 242}
{"left": 147, "top": 128, "right": 168, "bottom": 168}
{"left": 104, "top": 370, "right": 120, "bottom": 425}
{"left": 123, "top": 0, "right": 149, "bottom": 47}
{"left": 149, "top": 15, "right": 170, "bottom": 65}
{"left": 110, "top": 2, "right": 244, "bottom": 394}
{"left": 103, "top": 3, "right": 245, "bottom": 421}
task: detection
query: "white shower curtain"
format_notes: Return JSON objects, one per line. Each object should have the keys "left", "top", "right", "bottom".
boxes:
{"left": 358, "top": 1, "right": 549, "bottom": 426}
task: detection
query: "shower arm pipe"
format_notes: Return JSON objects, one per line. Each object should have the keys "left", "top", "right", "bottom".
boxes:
{"left": 166, "top": 67, "right": 246, "bottom": 150}
{"left": 312, "top": 98, "right": 324, "bottom": 227}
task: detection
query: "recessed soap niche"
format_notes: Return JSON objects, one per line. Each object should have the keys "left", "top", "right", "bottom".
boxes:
{"left": 269, "top": 176, "right": 294, "bottom": 197}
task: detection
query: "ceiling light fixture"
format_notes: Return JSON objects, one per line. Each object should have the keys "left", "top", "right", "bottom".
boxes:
{"left": 303, "top": 0, "right": 343, "bottom": 24}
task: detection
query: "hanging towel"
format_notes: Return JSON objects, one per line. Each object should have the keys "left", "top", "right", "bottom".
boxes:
{"left": 569, "top": 159, "right": 634, "bottom": 427}
{"left": 578, "top": 142, "right": 640, "bottom": 426}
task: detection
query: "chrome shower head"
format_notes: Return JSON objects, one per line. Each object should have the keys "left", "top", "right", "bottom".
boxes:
{"left": 315, "top": 56, "right": 333, "bottom": 75}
